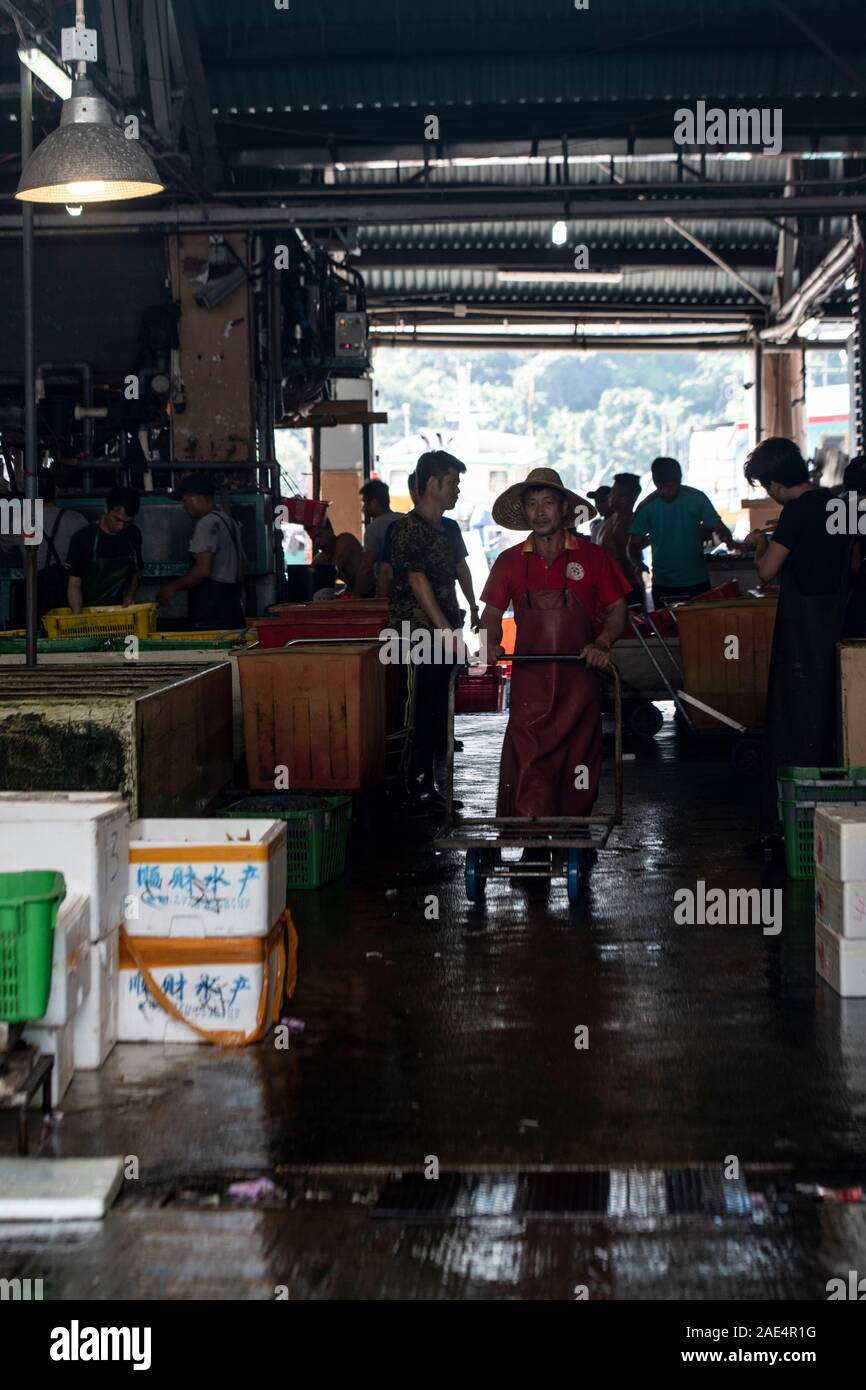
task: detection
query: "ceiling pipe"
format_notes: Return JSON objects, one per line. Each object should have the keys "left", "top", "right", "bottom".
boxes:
{"left": 759, "top": 236, "right": 855, "bottom": 342}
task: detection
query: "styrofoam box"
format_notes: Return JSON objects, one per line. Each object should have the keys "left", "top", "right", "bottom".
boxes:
{"left": 126, "top": 818, "right": 287, "bottom": 938}
{"left": 23, "top": 1018, "right": 75, "bottom": 1107}
{"left": 816, "top": 919, "right": 866, "bottom": 997}
{"left": 40, "top": 893, "right": 91, "bottom": 1027}
{"left": 73, "top": 927, "right": 118, "bottom": 1070}
{"left": 0, "top": 794, "right": 129, "bottom": 943}
{"left": 815, "top": 868, "right": 866, "bottom": 940}
{"left": 814, "top": 807, "right": 866, "bottom": 883}
{"left": 118, "top": 932, "right": 284, "bottom": 1043}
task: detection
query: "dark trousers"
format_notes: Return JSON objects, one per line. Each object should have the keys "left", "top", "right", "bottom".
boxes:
{"left": 652, "top": 579, "right": 711, "bottom": 605}
{"left": 410, "top": 661, "right": 453, "bottom": 788}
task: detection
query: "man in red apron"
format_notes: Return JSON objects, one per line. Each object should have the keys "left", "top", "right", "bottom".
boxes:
{"left": 479, "top": 468, "right": 631, "bottom": 825}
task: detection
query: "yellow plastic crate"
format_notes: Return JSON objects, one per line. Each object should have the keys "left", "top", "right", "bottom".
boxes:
{"left": 42, "top": 604, "right": 158, "bottom": 639}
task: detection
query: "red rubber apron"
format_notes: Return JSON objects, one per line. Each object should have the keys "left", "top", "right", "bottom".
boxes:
{"left": 496, "top": 560, "right": 602, "bottom": 818}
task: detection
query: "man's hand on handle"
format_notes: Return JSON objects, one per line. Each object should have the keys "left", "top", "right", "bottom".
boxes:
{"left": 579, "top": 638, "right": 611, "bottom": 669}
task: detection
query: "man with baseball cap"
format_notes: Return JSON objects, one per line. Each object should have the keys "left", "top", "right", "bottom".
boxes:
{"left": 157, "top": 473, "right": 246, "bottom": 629}
{"left": 479, "top": 468, "right": 630, "bottom": 832}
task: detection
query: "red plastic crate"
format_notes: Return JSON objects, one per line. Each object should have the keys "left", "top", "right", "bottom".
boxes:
{"left": 251, "top": 600, "right": 391, "bottom": 648}
{"left": 280, "top": 496, "right": 329, "bottom": 528}
{"left": 455, "top": 664, "right": 503, "bottom": 714}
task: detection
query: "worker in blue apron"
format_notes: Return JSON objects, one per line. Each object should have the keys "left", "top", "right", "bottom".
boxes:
{"left": 158, "top": 473, "right": 246, "bottom": 629}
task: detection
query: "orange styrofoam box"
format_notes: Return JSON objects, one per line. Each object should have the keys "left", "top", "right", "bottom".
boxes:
{"left": 237, "top": 640, "right": 386, "bottom": 791}
{"left": 676, "top": 596, "right": 777, "bottom": 730}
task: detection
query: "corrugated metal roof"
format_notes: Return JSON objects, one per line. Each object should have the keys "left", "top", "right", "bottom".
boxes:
{"left": 359, "top": 218, "right": 782, "bottom": 254}
{"left": 208, "top": 50, "right": 865, "bottom": 113}
{"left": 364, "top": 265, "right": 776, "bottom": 306}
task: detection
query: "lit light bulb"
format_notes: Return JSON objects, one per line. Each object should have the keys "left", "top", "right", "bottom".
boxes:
{"left": 551, "top": 220, "right": 568, "bottom": 246}
{"left": 66, "top": 180, "right": 108, "bottom": 197}
{"left": 65, "top": 204, "right": 83, "bottom": 217}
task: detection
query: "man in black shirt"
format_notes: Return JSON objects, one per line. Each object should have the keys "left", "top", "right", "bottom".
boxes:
{"left": 67, "top": 486, "right": 143, "bottom": 611}
{"left": 742, "top": 437, "right": 854, "bottom": 855}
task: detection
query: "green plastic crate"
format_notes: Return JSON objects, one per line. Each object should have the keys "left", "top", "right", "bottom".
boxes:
{"left": 778, "top": 767, "right": 866, "bottom": 879}
{"left": 0, "top": 870, "right": 66, "bottom": 1022}
{"left": 0, "top": 637, "right": 109, "bottom": 655}
{"left": 223, "top": 795, "right": 352, "bottom": 889}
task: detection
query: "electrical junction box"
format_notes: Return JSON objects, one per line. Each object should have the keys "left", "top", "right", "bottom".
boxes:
{"left": 334, "top": 311, "right": 367, "bottom": 362}
{"left": 61, "top": 28, "right": 98, "bottom": 63}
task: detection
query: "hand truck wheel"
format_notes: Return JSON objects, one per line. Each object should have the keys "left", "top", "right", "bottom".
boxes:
{"left": 465, "top": 848, "right": 485, "bottom": 903}
{"left": 566, "top": 849, "right": 583, "bottom": 904}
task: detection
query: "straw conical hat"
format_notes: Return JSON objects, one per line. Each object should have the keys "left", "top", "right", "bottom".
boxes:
{"left": 491, "top": 467, "right": 595, "bottom": 532}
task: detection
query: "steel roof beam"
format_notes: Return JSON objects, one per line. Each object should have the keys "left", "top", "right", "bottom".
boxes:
{"left": 170, "top": 0, "right": 222, "bottom": 188}
{"left": 370, "top": 333, "right": 850, "bottom": 353}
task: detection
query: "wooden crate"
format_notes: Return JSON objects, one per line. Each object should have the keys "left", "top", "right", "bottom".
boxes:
{"left": 676, "top": 597, "right": 777, "bottom": 729}
{"left": 238, "top": 641, "right": 386, "bottom": 790}
{"left": 840, "top": 642, "right": 866, "bottom": 766}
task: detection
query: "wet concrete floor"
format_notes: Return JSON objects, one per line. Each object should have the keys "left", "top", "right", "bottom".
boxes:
{"left": 2, "top": 709, "right": 865, "bottom": 1299}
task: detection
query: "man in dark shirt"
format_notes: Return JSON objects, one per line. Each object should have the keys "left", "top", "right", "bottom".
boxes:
{"left": 390, "top": 450, "right": 467, "bottom": 810}
{"left": 67, "top": 486, "right": 143, "bottom": 611}
{"left": 380, "top": 469, "right": 479, "bottom": 621}
{"left": 742, "top": 436, "right": 854, "bottom": 856}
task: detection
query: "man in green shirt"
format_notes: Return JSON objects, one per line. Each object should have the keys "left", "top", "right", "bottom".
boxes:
{"left": 626, "top": 457, "right": 736, "bottom": 603}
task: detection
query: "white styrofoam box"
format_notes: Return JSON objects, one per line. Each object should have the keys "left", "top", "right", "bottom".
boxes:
{"left": 814, "top": 806, "right": 866, "bottom": 883}
{"left": 72, "top": 927, "right": 118, "bottom": 1070}
{"left": 38, "top": 893, "right": 91, "bottom": 1027}
{"left": 118, "top": 925, "right": 285, "bottom": 1043}
{"left": 0, "top": 794, "right": 129, "bottom": 943}
{"left": 0, "top": 1158, "right": 123, "bottom": 1221}
{"left": 24, "top": 1018, "right": 75, "bottom": 1106}
{"left": 816, "top": 919, "right": 866, "bottom": 997}
{"left": 815, "top": 868, "right": 866, "bottom": 940}
{"left": 126, "top": 817, "right": 287, "bottom": 938}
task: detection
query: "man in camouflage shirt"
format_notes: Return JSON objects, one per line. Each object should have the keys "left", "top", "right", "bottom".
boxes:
{"left": 389, "top": 450, "right": 467, "bottom": 809}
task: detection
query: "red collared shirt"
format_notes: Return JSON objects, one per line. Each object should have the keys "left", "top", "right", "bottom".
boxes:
{"left": 481, "top": 531, "right": 631, "bottom": 628}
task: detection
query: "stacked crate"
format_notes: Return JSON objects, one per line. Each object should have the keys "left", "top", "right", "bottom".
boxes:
{"left": 119, "top": 818, "right": 292, "bottom": 1044}
{"left": 814, "top": 807, "right": 866, "bottom": 997}
{"left": 0, "top": 793, "right": 129, "bottom": 1097}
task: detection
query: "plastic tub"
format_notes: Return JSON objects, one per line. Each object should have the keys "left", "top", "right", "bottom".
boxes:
{"left": 0, "top": 870, "right": 66, "bottom": 1023}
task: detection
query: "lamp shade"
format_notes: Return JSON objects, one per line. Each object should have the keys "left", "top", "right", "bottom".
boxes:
{"left": 16, "top": 78, "right": 163, "bottom": 204}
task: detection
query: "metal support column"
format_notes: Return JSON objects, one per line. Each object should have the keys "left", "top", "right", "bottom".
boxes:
{"left": 853, "top": 215, "right": 865, "bottom": 454}
{"left": 311, "top": 426, "right": 322, "bottom": 501}
{"left": 754, "top": 340, "right": 764, "bottom": 444}
{"left": 362, "top": 422, "right": 372, "bottom": 482}
{"left": 20, "top": 60, "right": 37, "bottom": 667}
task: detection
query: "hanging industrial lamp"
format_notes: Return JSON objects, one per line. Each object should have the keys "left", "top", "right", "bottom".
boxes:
{"left": 15, "top": 0, "right": 163, "bottom": 205}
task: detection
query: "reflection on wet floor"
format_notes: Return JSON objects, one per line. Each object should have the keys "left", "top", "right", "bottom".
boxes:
{"left": 2, "top": 708, "right": 866, "bottom": 1298}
